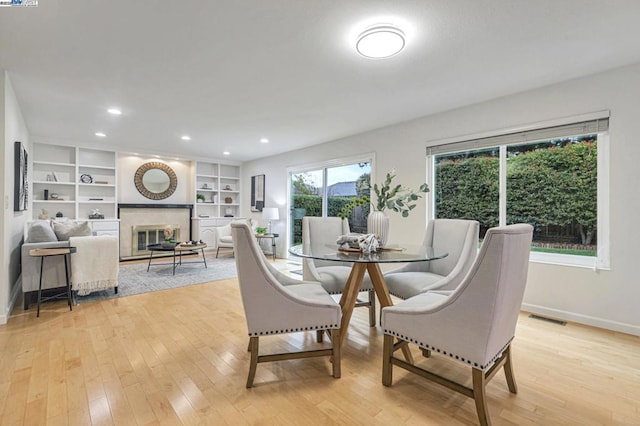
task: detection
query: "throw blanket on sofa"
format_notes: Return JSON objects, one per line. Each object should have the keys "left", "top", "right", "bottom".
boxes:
{"left": 70, "top": 235, "right": 119, "bottom": 296}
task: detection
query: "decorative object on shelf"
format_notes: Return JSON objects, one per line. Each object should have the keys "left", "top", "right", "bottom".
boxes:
{"left": 224, "top": 184, "right": 232, "bottom": 190}
{"left": 196, "top": 194, "right": 205, "bottom": 203}
{"left": 80, "top": 173, "right": 93, "bottom": 183}
{"left": 55, "top": 212, "right": 63, "bottom": 218}
{"left": 255, "top": 227, "right": 267, "bottom": 235}
{"left": 262, "top": 207, "right": 280, "bottom": 234}
{"left": 44, "top": 189, "right": 49, "bottom": 200}
{"left": 251, "top": 174, "right": 265, "bottom": 212}
{"left": 14, "top": 141, "right": 28, "bottom": 212}
{"left": 94, "top": 180, "right": 108, "bottom": 184}
{"left": 49, "top": 193, "right": 59, "bottom": 200}
{"left": 46, "top": 171, "right": 58, "bottom": 182}
{"left": 38, "top": 208, "right": 49, "bottom": 220}
{"left": 201, "top": 183, "right": 210, "bottom": 189}
{"left": 89, "top": 208, "right": 104, "bottom": 219}
{"left": 211, "top": 194, "right": 217, "bottom": 203}
{"left": 134, "top": 161, "right": 177, "bottom": 200}
{"left": 198, "top": 214, "right": 210, "bottom": 218}
{"left": 224, "top": 196, "right": 233, "bottom": 204}
{"left": 224, "top": 207, "right": 234, "bottom": 217}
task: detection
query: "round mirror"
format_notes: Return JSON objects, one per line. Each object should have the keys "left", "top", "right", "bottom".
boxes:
{"left": 134, "top": 162, "right": 177, "bottom": 200}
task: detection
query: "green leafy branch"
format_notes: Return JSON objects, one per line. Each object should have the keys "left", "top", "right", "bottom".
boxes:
{"left": 373, "top": 170, "right": 429, "bottom": 218}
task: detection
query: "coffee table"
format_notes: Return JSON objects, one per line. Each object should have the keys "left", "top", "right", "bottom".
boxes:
{"left": 147, "top": 242, "right": 208, "bottom": 275}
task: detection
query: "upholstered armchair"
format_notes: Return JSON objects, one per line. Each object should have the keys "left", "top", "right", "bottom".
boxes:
{"left": 302, "top": 216, "right": 376, "bottom": 327}
{"left": 231, "top": 222, "right": 342, "bottom": 388}
{"left": 381, "top": 224, "right": 533, "bottom": 426}
{"left": 215, "top": 223, "right": 234, "bottom": 257}
{"left": 384, "top": 219, "right": 479, "bottom": 300}
{"left": 216, "top": 219, "right": 252, "bottom": 258}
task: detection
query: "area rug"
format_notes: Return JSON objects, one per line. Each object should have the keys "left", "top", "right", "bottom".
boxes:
{"left": 75, "top": 257, "right": 239, "bottom": 304}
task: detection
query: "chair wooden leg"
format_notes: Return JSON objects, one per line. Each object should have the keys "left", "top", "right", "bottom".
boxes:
{"left": 216, "top": 247, "right": 220, "bottom": 258}
{"left": 368, "top": 289, "right": 376, "bottom": 327}
{"left": 382, "top": 334, "right": 395, "bottom": 386}
{"left": 472, "top": 368, "right": 491, "bottom": 426}
{"left": 316, "top": 330, "right": 324, "bottom": 343}
{"left": 246, "top": 336, "right": 259, "bottom": 388}
{"left": 331, "top": 328, "right": 341, "bottom": 378}
{"left": 503, "top": 345, "right": 517, "bottom": 394}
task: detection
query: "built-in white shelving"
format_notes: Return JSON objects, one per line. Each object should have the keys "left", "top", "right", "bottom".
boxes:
{"left": 32, "top": 143, "right": 118, "bottom": 221}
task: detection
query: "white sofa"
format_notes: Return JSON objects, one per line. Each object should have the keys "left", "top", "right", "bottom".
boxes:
{"left": 21, "top": 220, "right": 119, "bottom": 309}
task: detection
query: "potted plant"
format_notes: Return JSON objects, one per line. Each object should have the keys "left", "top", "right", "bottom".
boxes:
{"left": 255, "top": 226, "right": 268, "bottom": 235}
{"left": 338, "top": 170, "right": 428, "bottom": 246}
{"left": 196, "top": 194, "right": 205, "bottom": 203}
{"left": 369, "top": 170, "right": 429, "bottom": 245}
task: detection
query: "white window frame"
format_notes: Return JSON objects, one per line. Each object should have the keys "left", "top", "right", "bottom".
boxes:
{"left": 425, "top": 112, "right": 610, "bottom": 270}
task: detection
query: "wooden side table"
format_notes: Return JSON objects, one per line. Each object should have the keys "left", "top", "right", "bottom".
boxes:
{"left": 28, "top": 247, "right": 76, "bottom": 317}
{"left": 255, "top": 233, "right": 279, "bottom": 260}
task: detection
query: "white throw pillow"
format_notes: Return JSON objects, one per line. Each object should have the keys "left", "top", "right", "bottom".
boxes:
{"left": 27, "top": 221, "right": 58, "bottom": 243}
{"left": 53, "top": 221, "right": 92, "bottom": 241}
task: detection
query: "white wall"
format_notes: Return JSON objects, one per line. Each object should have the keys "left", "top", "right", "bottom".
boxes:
{"left": 117, "top": 154, "right": 193, "bottom": 204}
{"left": 1, "top": 71, "right": 31, "bottom": 323}
{"left": 242, "top": 62, "right": 640, "bottom": 336}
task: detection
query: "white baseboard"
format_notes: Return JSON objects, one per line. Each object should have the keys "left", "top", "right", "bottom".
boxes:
{"left": 1, "top": 275, "right": 23, "bottom": 324}
{"left": 522, "top": 303, "right": 640, "bottom": 336}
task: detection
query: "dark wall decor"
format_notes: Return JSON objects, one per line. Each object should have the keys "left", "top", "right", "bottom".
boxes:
{"left": 14, "top": 141, "right": 28, "bottom": 211}
{"left": 134, "top": 161, "right": 178, "bottom": 200}
{"left": 251, "top": 174, "right": 265, "bottom": 212}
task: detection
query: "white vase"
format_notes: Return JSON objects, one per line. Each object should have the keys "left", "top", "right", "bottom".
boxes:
{"left": 367, "top": 210, "right": 390, "bottom": 247}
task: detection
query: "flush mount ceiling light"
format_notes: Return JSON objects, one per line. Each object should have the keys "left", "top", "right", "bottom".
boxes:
{"left": 356, "top": 24, "right": 405, "bottom": 58}
{"left": 181, "top": 135, "right": 191, "bottom": 141}
{"left": 223, "top": 151, "right": 230, "bottom": 156}
{"left": 107, "top": 108, "right": 122, "bottom": 115}
{"left": 95, "top": 132, "right": 106, "bottom": 137}
{"left": 260, "top": 138, "right": 269, "bottom": 144}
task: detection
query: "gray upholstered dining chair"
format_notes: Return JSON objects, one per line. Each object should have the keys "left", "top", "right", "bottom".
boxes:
{"left": 384, "top": 219, "right": 479, "bottom": 299}
{"left": 381, "top": 224, "right": 533, "bottom": 426}
{"left": 231, "top": 222, "right": 342, "bottom": 388}
{"left": 302, "top": 216, "right": 376, "bottom": 327}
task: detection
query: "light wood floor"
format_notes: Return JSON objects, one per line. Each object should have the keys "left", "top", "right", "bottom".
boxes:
{"left": 1, "top": 266, "right": 639, "bottom": 425}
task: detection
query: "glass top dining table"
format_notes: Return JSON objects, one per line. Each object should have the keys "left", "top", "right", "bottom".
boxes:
{"left": 289, "top": 244, "right": 448, "bottom": 363}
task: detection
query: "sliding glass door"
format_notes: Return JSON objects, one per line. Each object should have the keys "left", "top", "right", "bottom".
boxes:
{"left": 289, "top": 159, "right": 371, "bottom": 246}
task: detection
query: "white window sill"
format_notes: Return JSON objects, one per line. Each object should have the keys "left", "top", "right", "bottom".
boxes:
{"left": 529, "top": 252, "right": 609, "bottom": 271}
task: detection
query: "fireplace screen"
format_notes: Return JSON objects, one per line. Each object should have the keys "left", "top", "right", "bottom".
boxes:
{"left": 132, "top": 224, "right": 180, "bottom": 256}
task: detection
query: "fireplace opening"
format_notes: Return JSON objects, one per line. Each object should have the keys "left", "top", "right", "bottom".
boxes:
{"left": 132, "top": 224, "right": 181, "bottom": 256}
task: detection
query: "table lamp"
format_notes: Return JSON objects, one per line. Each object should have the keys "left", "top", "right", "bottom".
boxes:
{"left": 262, "top": 207, "right": 279, "bottom": 234}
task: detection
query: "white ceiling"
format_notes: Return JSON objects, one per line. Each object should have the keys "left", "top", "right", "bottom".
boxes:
{"left": 2, "top": 1, "right": 640, "bottom": 162}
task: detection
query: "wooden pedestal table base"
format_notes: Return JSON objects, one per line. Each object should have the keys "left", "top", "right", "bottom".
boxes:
{"left": 338, "top": 263, "right": 414, "bottom": 364}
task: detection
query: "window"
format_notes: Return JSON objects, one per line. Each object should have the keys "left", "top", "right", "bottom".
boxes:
{"left": 427, "top": 114, "right": 609, "bottom": 269}
{"left": 289, "top": 158, "right": 372, "bottom": 245}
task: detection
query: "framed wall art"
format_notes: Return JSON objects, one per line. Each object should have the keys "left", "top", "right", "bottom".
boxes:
{"left": 251, "top": 174, "right": 265, "bottom": 212}
{"left": 14, "top": 141, "right": 28, "bottom": 211}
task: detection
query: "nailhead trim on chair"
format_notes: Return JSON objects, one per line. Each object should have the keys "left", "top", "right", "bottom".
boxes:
{"left": 384, "top": 329, "right": 514, "bottom": 371}
{"left": 249, "top": 324, "right": 340, "bottom": 337}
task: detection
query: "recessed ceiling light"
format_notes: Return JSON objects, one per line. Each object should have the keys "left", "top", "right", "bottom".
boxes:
{"left": 181, "top": 135, "right": 191, "bottom": 141}
{"left": 356, "top": 25, "right": 405, "bottom": 58}
{"left": 260, "top": 138, "right": 269, "bottom": 143}
{"left": 107, "top": 108, "right": 122, "bottom": 115}
{"left": 223, "top": 151, "right": 230, "bottom": 156}
{"left": 95, "top": 132, "right": 106, "bottom": 137}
